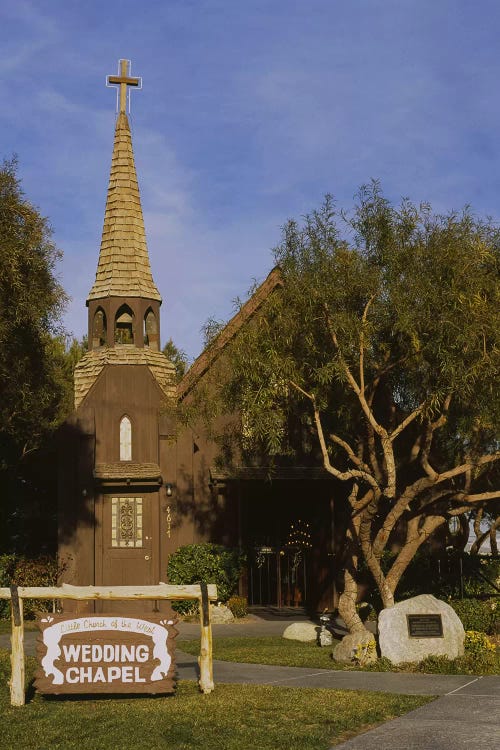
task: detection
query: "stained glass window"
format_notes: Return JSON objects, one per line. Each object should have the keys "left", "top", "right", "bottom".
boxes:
{"left": 111, "top": 497, "right": 143, "bottom": 547}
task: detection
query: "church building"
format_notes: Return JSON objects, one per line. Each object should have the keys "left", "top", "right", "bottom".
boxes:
{"left": 58, "top": 60, "right": 339, "bottom": 613}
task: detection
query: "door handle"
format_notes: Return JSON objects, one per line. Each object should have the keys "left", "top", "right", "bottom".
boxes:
{"left": 144, "top": 555, "right": 150, "bottom": 560}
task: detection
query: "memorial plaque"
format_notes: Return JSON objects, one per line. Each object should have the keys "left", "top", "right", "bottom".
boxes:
{"left": 407, "top": 614, "right": 443, "bottom": 638}
{"left": 35, "top": 614, "right": 177, "bottom": 694}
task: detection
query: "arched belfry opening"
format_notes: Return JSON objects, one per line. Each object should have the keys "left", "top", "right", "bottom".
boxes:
{"left": 119, "top": 415, "right": 132, "bottom": 461}
{"left": 144, "top": 308, "right": 159, "bottom": 350}
{"left": 92, "top": 308, "right": 107, "bottom": 348}
{"left": 115, "top": 305, "right": 134, "bottom": 344}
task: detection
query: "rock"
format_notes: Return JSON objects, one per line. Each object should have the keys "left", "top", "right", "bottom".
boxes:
{"left": 332, "top": 630, "right": 377, "bottom": 664}
{"left": 209, "top": 604, "right": 234, "bottom": 624}
{"left": 378, "top": 594, "right": 465, "bottom": 665}
{"left": 282, "top": 622, "right": 318, "bottom": 642}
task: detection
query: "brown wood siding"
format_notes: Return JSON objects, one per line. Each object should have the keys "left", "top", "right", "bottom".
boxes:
{"left": 85, "top": 365, "right": 162, "bottom": 464}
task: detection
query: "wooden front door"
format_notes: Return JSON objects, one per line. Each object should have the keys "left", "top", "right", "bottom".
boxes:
{"left": 97, "top": 493, "right": 156, "bottom": 612}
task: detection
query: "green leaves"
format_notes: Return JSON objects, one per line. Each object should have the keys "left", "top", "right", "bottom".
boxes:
{"left": 167, "top": 543, "right": 245, "bottom": 612}
{"left": 162, "top": 338, "right": 189, "bottom": 382}
{"left": 214, "top": 184, "right": 499, "bottom": 485}
{"left": 0, "top": 160, "right": 69, "bottom": 460}
{"left": 0, "top": 160, "right": 73, "bottom": 553}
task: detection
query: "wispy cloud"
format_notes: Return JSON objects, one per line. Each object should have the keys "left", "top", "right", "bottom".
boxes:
{"left": 0, "top": 1, "right": 59, "bottom": 73}
{"left": 3, "top": 1, "right": 500, "bottom": 358}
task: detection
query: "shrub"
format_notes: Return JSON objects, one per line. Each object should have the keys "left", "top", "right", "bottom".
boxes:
{"left": 167, "top": 543, "right": 245, "bottom": 616}
{"left": 449, "top": 598, "right": 498, "bottom": 634}
{"left": 464, "top": 630, "right": 496, "bottom": 658}
{"left": 356, "top": 602, "right": 377, "bottom": 621}
{"left": 352, "top": 639, "right": 377, "bottom": 665}
{"left": 462, "top": 556, "right": 500, "bottom": 597}
{"left": 227, "top": 596, "right": 248, "bottom": 618}
{"left": 377, "top": 550, "right": 500, "bottom": 602}
{"left": 173, "top": 599, "right": 200, "bottom": 618}
{"left": 415, "top": 647, "right": 499, "bottom": 675}
{"left": 0, "top": 554, "right": 62, "bottom": 620}
{"left": 0, "top": 554, "right": 17, "bottom": 582}
{"left": 0, "top": 555, "right": 17, "bottom": 618}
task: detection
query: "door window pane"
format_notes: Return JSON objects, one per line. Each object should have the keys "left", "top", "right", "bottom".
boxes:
{"left": 111, "top": 497, "right": 143, "bottom": 547}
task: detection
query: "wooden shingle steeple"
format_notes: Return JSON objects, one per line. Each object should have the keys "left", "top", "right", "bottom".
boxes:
{"left": 87, "top": 110, "right": 161, "bottom": 304}
{"left": 74, "top": 59, "right": 175, "bottom": 409}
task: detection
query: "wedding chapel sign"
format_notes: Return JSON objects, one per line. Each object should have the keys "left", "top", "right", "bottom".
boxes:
{"left": 35, "top": 614, "right": 177, "bottom": 694}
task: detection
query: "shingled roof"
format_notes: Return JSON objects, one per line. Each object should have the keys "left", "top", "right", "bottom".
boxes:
{"left": 177, "top": 267, "right": 283, "bottom": 400}
{"left": 94, "top": 462, "right": 161, "bottom": 482}
{"left": 87, "top": 111, "right": 161, "bottom": 302}
{"left": 74, "top": 347, "right": 176, "bottom": 409}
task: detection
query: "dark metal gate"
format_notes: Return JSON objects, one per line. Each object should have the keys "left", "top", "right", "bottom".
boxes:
{"left": 248, "top": 547, "right": 308, "bottom": 607}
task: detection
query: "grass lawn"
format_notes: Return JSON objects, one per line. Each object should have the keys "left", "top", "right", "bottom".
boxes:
{"left": 181, "top": 636, "right": 336, "bottom": 669}
{"left": 0, "top": 649, "right": 431, "bottom": 750}
{"left": 179, "top": 636, "right": 500, "bottom": 675}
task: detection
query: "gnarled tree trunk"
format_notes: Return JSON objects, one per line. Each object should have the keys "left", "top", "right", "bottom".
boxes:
{"left": 337, "top": 568, "right": 367, "bottom": 634}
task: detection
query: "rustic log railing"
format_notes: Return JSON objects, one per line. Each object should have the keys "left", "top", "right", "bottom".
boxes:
{"left": 0, "top": 582, "right": 217, "bottom": 706}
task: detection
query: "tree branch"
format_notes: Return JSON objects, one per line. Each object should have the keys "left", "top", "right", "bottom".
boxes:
{"left": 389, "top": 402, "right": 426, "bottom": 442}
{"left": 359, "top": 295, "right": 375, "bottom": 394}
{"left": 385, "top": 514, "right": 445, "bottom": 594}
{"left": 470, "top": 516, "right": 500, "bottom": 555}
{"left": 359, "top": 502, "right": 394, "bottom": 607}
{"left": 323, "top": 304, "right": 363, "bottom": 398}
{"left": 353, "top": 488, "right": 377, "bottom": 514}
{"left": 323, "top": 303, "right": 397, "bottom": 496}
{"left": 419, "top": 395, "right": 453, "bottom": 479}
{"left": 473, "top": 507, "right": 484, "bottom": 539}
{"left": 448, "top": 505, "right": 473, "bottom": 516}
{"left": 289, "top": 380, "right": 314, "bottom": 402}
{"left": 436, "top": 452, "right": 500, "bottom": 484}
{"left": 329, "top": 432, "right": 373, "bottom": 474}
{"left": 373, "top": 451, "right": 500, "bottom": 558}
{"left": 312, "top": 403, "right": 381, "bottom": 491}
{"left": 288, "top": 377, "right": 385, "bottom": 494}
{"left": 347, "top": 482, "right": 360, "bottom": 509}
{"left": 454, "top": 490, "right": 500, "bottom": 503}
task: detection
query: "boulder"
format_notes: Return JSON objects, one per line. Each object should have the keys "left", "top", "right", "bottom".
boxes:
{"left": 209, "top": 604, "right": 234, "bottom": 624}
{"left": 332, "top": 630, "right": 377, "bottom": 664}
{"left": 282, "top": 622, "right": 318, "bottom": 642}
{"left": 378, "top": 594, "right": 465, "bottom": 665}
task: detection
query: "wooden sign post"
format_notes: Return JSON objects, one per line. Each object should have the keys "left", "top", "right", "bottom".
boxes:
{"left": 0, "top": 583, "right": 216, "bottom": 705}
{"left": 35, "top": 614, "right": 177, "bottom": 694}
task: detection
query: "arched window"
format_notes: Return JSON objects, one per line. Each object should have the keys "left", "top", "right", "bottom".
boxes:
{"left": 92, "top": 308, "right": 107, "bottom": 348}
{"left": 144, "top": 309, "right": 158, "bottom": 350}
{"left": 115, "top": 305, "right": 134, "bottom": 344}
{"left": 119, "top": 416, "right": 132, "bottom": 461}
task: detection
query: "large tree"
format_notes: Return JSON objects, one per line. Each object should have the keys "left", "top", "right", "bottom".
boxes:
{"left": 216, "top": 184, "right": 500, "bottom": 634}
{"left": 0, "top": 159, "right": 70, "bottom": 552}
{"left": 163, "top": 338, "right": 189, "bottom": 382}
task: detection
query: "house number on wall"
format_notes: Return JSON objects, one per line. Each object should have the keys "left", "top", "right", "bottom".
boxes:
{"left": 166, "top": 506, "right": 172, "bottom": 538}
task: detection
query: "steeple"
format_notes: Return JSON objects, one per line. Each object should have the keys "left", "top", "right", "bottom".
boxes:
{"left": 88, "top": 60, "right": 160, "bottom": 303}
{"left": 87, "top": 59, "right": 161, "bottom": 352}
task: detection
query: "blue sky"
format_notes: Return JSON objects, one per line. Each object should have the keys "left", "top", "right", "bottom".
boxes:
{"left": 3, "top": 0, "right": 500, "bottom": 361}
